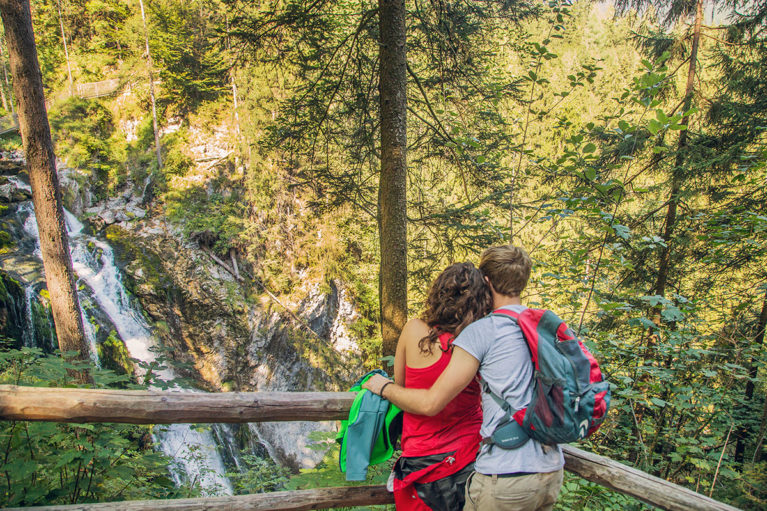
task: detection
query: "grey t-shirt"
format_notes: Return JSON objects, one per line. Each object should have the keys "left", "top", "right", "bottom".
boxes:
{"left": 452, "top": 305, "right": 564, "bottom": 475}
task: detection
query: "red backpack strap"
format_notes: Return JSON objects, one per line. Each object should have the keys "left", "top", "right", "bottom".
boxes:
{"left": 492, "top": 308, "right": 520, "bottom": 321}
{"left": 492, "top": 308, "right": 546, "bottom": 371}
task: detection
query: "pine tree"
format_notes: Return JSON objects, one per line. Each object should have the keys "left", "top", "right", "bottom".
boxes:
{"left": 378, "top": 0, "right": 408, "bottom": 357}
{"left": 0, "top": 0, "right": 90, "bottom": 377}
{"left": 138, "top": 0, "right": 162, "bottom": 170}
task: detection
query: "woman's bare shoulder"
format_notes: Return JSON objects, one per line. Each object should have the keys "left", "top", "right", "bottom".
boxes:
{"left": 399, "top": 318, "right": 430, "bottom": 350}
{"left": 400, "top": 318, "right": 442, "bottom": 367}
{"left": 401, "top": 318, "right": 430, "bottom": 338}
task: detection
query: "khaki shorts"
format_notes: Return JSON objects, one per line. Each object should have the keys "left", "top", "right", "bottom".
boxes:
{"left": 463, "top": 469, "right": 564, "bottom": 511}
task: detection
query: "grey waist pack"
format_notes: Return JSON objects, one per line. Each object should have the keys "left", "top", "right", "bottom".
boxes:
{"left": 485, "top": 418, "right": 530, "bottom": 449}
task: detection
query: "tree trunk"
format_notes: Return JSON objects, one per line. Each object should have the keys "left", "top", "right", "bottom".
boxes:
{"left": 138, "top": 0, "right": 162, "bottom": 170}
{"left": 378, "top": 0, "right": 408, "bottom": 359}
{"left": 55, "top": 0, "right": 73, "bottom": 97}
{"left": 0, "top": 35, "right": 12, "bottom": 113}
{"left": 229, "top": 247, "right": 240, "bottom": 280}
{"left": 735, "top": 292, "right": 767, "bottom": 463}
{"left": 653, "top": 0, "right": 703, "bottom": 302}
{"left": 0, "top": 66, "right": 6, "bottom": 110}
{"left": 639, "top": 1, "right": 704, "bottom": 439}
{"left": 224, "top": 12, "right": 242, "bottom": 149}
{"left": 0, "top": 34, "right": 7, "bottom": 111}
{"left": 0, "top": 0, "right": 89, "bottom": 367}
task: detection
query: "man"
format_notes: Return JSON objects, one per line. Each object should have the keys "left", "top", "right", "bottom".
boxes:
{"left": 363, "top": 245, "right": 564, "bottom": 511}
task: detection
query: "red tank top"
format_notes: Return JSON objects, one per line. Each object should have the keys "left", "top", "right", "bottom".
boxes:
{"left": 401, "top": 332, "right": 483, "bottom": 457}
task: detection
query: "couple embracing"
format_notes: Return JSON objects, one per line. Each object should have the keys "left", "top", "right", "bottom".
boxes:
{"left": 364, "top": 245, "right": 564, "bottom": 511}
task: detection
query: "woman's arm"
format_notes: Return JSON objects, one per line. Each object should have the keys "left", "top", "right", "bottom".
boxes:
{"left": 393, "top": 318, "right": 430, "bottom": 386}
{"left": 393, "top": 327, "right": 407, "bottom": 386}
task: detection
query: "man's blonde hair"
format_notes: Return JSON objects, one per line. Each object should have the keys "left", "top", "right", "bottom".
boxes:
{"left": 479, "top": 245, "right": 532, "bottom": 298}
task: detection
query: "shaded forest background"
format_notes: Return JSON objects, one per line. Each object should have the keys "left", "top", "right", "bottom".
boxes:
{"left": 0, "top": 0, "right": 766, "bottom": 508}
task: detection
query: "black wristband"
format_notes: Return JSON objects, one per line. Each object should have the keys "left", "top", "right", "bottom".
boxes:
{"left": 379, "top": 381, "right": 394, "bottom": 399}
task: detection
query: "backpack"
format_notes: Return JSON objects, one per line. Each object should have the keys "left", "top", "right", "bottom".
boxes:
{"left": 483, "top": 308, "right": 610, "bottom": 448}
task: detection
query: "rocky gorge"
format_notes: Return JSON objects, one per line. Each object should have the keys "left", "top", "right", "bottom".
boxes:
{"left": 0, "top": 152, "right": 367, "bottom": 490}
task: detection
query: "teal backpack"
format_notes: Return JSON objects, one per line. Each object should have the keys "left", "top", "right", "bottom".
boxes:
{"left": 485, "top": 309, "right": 611, "bottom": 449}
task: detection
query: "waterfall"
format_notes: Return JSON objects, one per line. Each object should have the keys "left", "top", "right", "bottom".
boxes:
{"left": 80, "top": 303, "right": 100, "bottom": 364}
{"left": 6, "top": 176, "right": 30, "bottom": 192}
{"left": 17, "top": 201, "right": 233, "bottom": 496}
{"left": 22, "top": 285, "right": 36, "bottom": 348}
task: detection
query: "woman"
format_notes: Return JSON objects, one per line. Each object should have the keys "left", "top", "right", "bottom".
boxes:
{"left": 390, "top": 262, "right": 492, "bottom": 510}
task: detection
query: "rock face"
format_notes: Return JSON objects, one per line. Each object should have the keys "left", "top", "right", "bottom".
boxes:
{"left": 2, "top": 144, "right": 367, "bottom": 472}
{"left": 105, "top": 219, "right": 364, "bottom": 469}
{"left": 0, "top": 270, "right": 28, "bottom": 346}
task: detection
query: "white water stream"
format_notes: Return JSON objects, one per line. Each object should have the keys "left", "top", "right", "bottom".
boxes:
{"left": 22, "top": 285, "right": 35, "bottom": 348}
{"left": 18, "top": 200, "right": 232, "bottom": 495}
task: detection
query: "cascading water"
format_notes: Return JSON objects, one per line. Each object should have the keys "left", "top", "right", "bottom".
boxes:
{"left": 79, "top": 302, "right": 100, "bottom": 364}
{"left": 22, "top": 285, "right": 36, "bottom": 348}
{"left": 19, "top": 200, "right": 233, "bottom": 496}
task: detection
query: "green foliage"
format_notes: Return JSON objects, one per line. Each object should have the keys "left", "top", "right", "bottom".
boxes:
{"left": 733, "top": 462, "right": 767, "bottom": 509}
{"left": 0, "top": 229, "right": 12, "bottom": 253}
{"left": 97, "top": 330, "right": 134, "bottom": 377}
{"left": 24, "top": 0, "right": 767, "bottom": 507}
{"left": 0, "top": 273, "right": 25, "bottom": 346}
{"left": 555, "top": 472, "right": 650, "bottom": 510}
{"left": 0, "top": 347, "right": 199, "bottom": 506}
{"left": 161, "top": 128, "right": 194, "bottom": 177}
{"left": 148, "top": 0, "right": 228, "bottom": 115}
{"left": 226, "top": 454, "right": 290, "bottom": 495}
{"left": 285, "top": 430, "right": 394, "bottom": 511}
{"left": 163, "top": 178, "right": 246, "bottom": 256}
{"left": 0, "top": 133, "right": 22, "bottom": 153}
{"left": 49, "top": 97, "right": 124, "bottom": 197}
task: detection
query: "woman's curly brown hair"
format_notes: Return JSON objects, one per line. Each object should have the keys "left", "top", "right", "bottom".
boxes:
{"left": 418, "top": 262, "right": 493, "bottom": 354}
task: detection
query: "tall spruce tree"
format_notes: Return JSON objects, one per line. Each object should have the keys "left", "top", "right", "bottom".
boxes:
{"left": 138, "top": 0, "right": 162, "bottom": 170}
{"left": 377, "top": 0, "right": 408, "bottom": 357}
{"left": 706, "top": 1, "right": 767, "bottom": 465}
{"left": 614, "top": 0, "right": 708, "bottom": 323}
{"left": 225, "top": 0, "right": 536, "bottom": 356}
{"left": 0, "top": 0, "right": 90, "bottom": 372}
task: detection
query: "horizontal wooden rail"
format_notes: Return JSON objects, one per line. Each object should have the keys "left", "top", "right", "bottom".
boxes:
{"left": 3, "top": 485, "right": 393, "bottom": 510}
{"left": 0, "top": 385, "right": 355, "bottom": 423}
{"left": 0, "top": 113, "right": 19, "bottom": 134}
{"left": 561, "top": 446, "right": 738, "bottom": 511}
{"left": 0, "top": 385, "right": 740, "bottom": 511}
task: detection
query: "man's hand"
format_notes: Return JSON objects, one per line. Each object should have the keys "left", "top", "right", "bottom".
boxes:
{"left": 362, "top": 374, "right": 392, "bottom": 396}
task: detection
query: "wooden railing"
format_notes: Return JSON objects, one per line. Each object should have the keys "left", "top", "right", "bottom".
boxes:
{"left": 75, "top": 78, "right": 123, "bottom": 99}
{"left": 0, "top": 385, "right": 740, "bottom": 511}
{"left": 0, "top": 113, "right": 19, "bottom": 135}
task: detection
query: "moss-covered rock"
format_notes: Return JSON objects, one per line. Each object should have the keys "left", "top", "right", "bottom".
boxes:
{"left": 0, "top": 271, "right": 24, "bottom": 347}
{"left": 97, "top": 329, "right": 134, "bottom": 377}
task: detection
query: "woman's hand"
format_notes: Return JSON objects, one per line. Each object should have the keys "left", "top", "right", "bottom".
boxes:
{"left": 362, "top": 374, "right": 393, "bottom": 396}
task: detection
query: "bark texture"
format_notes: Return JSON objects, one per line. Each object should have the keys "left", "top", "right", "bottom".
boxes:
{"left": 3, "top": 485, "right": 393, "bottom": 510}
{"left": 138, "top": 0, "right": 162, "bottom": 170}
{"left": 0, "top": 386, "right": 357, "bottom": 423}
{"left": 735, "top": 292, "right": 767, "bottom": 463}
{"left": 0, "top": 0, "right": 88, "bottom": 362}
{"left": 378, "top": 0, "right": 408, "bottom": 359}
{"left": 653, "top": 0, "right": 703, "bottom": 301}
